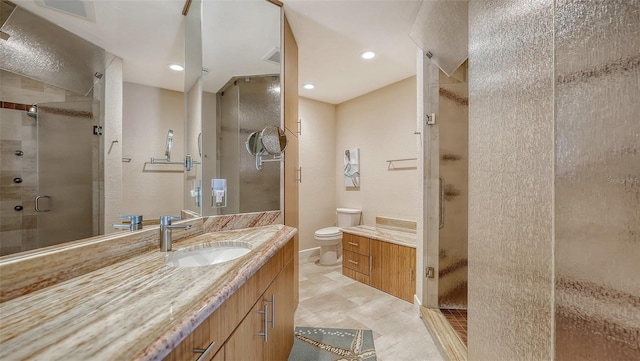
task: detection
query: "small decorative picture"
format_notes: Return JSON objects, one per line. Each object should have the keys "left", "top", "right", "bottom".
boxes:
{"left": 344, "top": 148, "right": 360, "bottom": 188}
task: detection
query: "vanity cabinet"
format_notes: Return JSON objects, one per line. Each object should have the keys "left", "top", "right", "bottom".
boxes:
{"left": 164, "top": 239, "right": 295, "bottom": 361}
{"left": 226, "top": 260, "right": 294, "bottom": 361}
{"left": 342, "top": 233, "right": 371, "bottom": 285}
{"left": 370, "top": 240, "right": 416, "bottom": 303}
{"left": 342, "top": 232, "right": 416, "bottom": 303}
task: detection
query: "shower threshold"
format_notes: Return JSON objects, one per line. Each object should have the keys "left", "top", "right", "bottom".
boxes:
{"left": 420, "top": 307, "right": 467, "bottom": 361}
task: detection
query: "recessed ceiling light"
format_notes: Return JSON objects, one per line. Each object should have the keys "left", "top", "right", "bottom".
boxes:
{"left": 169, "top": 64, "right": 184, "bottom": 71}
{"left": 303, "top": 84, "right": 315, "bottom": 90}
{"left": 361, "top": 51, "right": 376, "bottom": 60}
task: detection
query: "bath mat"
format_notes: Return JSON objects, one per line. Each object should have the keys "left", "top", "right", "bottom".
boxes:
{"left": 288, "top": 327, "right": 376, "bottom": 361}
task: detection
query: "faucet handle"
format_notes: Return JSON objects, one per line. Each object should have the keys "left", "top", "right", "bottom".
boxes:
{"left": 120, "top": 215, "right": 143, "bottom": 224}
{"left": 113, "top": 214, "right": 143, "bottom": 231}
{"left": 160, "top": 215, "right": 181, "bottom": 225}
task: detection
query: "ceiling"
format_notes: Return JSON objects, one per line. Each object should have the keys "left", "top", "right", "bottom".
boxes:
{"left": 284, "top": 1, "right": 421, "bottom": 104}
{"left": 8, "top": 0, "right": 421, "bottom": 105}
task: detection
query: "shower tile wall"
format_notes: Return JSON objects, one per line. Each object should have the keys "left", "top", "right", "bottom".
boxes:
{"left": 438, "top": 62, "right": 468, "bottom": 309}
{"left": 0, "top": 70, "right": 92, "bottom": 256}
{"left": 554, "top": 1, "right": 640, "bottom": 360}
{"left": 468, "top": 0, "right": 555, "bottom": 359}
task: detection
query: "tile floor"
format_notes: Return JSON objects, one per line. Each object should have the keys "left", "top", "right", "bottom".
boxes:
{"left": 440, "top": 308, "right": 468, "bottom": 345}
{"left": 294, "top": 253, "right": 444, "bottom": 361}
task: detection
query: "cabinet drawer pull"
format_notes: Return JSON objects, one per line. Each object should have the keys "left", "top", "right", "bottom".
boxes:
{"left": 348, "top": 259, "right": 358, "bottom": 265}
{"left": 347, "top": 242, "right": 359, "bottom": 246}
{"left": 194, "top": 341, "right": 216, "bottom": 361}
{"left": 265, "top": 294, "right": 275, "bottom": 329}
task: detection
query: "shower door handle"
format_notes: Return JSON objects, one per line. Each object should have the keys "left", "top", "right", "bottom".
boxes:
{"left": 439, "top": 177, "right": 444, "bottom": 229}
{"left": 35, "top": 195, "right": 52, "bottom": 212}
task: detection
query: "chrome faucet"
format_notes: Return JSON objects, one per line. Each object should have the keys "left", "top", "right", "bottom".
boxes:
{"left": 113, "top": 215, "right": 143, "bottom": 231}
{"left": 159, "top": 216, "right": 192, "bottom": 251}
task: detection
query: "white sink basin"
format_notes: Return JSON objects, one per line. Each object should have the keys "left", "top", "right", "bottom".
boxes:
{"left": 165, "top": 244, "right": 251, "bottom": 268}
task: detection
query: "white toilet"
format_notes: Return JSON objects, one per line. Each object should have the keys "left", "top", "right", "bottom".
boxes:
{"left": 314, "top": 208, "right": 362, "bottom": 265}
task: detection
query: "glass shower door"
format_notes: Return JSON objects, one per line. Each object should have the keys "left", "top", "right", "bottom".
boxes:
{"left": 437, "top": 62, "right": 469, "bottom": 309}
{"left": 36, "top": 101, "right": 99, "bottom": 247}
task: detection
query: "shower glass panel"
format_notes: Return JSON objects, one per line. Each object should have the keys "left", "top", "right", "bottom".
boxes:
{"left": 437, "top": 62, "right": 469, "bottom": 310}
{"left": 36, "top": 101, "right": 99, "bottom": 247}
{"left": 217, "top": 75, "right": 281, "bottom": 214}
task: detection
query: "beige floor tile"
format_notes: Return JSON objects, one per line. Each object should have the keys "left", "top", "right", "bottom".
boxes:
{"left": 296, "top": 254, "right": 443, "bottom": 361}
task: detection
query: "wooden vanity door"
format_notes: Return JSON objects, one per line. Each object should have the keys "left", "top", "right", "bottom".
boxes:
{"left": 225, "top": 299, "right": 266, "bottom": 361}
{"left": 370, "top": 240, "right": 399, "bottom": 296}
{"left": 398, "top": 246, "right": 417, "bottom": 303}
{"left": 370, "top": 240, "right": 417, "bottom": 303}
{"left": 265, "top": 261, "right": 295, "bottom": 361}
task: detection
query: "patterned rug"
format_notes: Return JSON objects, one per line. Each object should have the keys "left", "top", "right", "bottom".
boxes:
{"left": 288, "top": 327, "right": 377, "bottom": 361}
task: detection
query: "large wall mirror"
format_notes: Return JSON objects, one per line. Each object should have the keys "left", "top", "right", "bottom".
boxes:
{"left": 184, "top": 0, "right": 283, "bottom": 217}
{"left": 0, "top": 0, "right": 281, "bottom": 257}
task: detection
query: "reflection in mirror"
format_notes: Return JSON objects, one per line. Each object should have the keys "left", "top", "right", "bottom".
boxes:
{"left": 1, "top": 2, "right": 188, "bottom": 258}
{"left": 165, "top": 129, "right": 174, "bottom": 161}
{"left": 0, "top": 5, "right": 113, "bottom": 256}
{"left": 183, "top": 0, "right": 204, "bottom": 215}
{"left": 187, "top": 1, "right": 282, "bottom": 217}
{"left": 245, "top": 131, "right": 264, "bottom": 156}
{"left": 261, "top": 126, "right": 288, "bottom": 155}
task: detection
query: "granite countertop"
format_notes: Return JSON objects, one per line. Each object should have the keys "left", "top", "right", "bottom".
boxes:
{"left": 0, "top": 224, "right": 296, "bottom": 361}
{"left": 340, "top": 225, "right": 417, "bottom": 248}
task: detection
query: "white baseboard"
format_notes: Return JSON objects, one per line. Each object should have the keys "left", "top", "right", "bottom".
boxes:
{"left": 413, "top": 294, "right": 423, "bottom": 316}
{"left": 299, "top": 247, "right": 320, "bottom": 260}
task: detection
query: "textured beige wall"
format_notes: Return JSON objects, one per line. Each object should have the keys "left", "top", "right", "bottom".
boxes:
{"left": 298, "top": 97, "right": 337, "bottom": 251}
{"left": 468, "top": 0, "right": 555, "bottom": 359}
{"left": 335, "top": 77, "right": 418, "bottom": 226}
{"left": 122, "top": 82, "right": 184, "bottom": 219}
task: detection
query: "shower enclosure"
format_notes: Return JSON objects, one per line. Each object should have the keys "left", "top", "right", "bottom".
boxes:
{"left": 419, "top": 57, "right": 469, "bottom": 345}
{"left": 0, "top": 73, "right": 103, "bottom": 255}
{"left": 0, "top": 3, "right": 111, "bottom": 255}
{"left": 216, "top": 75, "right": 281, "bottom": 214}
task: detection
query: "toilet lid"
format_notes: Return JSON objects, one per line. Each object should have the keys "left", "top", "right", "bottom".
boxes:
{"left": 314, "top": 227, "right": 341, "bottom": 238}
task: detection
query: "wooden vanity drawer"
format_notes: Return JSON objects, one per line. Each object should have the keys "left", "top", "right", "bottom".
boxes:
{"left": 342, "top": 250, "right": 370, "bottom": 275}
{"left": 342, "top": 267, "right": 370, "bottom": 285}
{"left": 342, "top": 233, "right": 370, "bottom": 256}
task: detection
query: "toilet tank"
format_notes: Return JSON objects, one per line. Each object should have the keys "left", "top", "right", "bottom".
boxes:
{"left": 336, "top": 208, "right": 361, "bottom": 227}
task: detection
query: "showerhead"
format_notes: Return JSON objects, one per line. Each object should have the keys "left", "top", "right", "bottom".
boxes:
{"left": 27, "top": 105, "right": 37, "bottom": 118}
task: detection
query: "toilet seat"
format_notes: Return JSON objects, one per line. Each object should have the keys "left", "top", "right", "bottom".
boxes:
{"left": 314, "top": 227, "right": 342, "bottom": 240}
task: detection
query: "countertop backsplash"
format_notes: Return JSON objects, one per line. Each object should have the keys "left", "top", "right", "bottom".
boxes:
{"left": 0, "top": 211, "right": 282, "bottom": 302}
